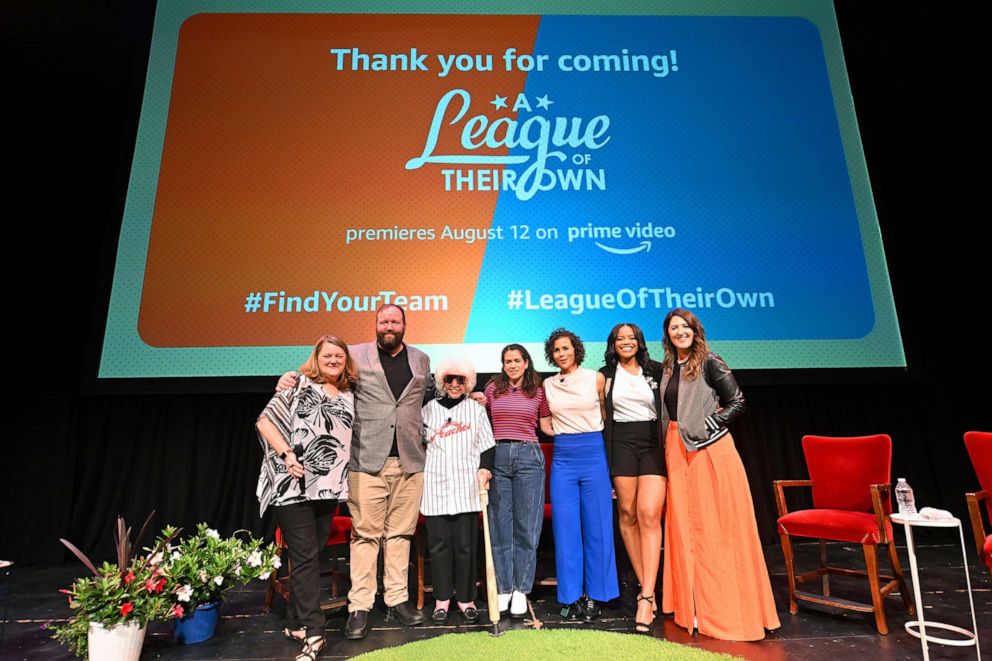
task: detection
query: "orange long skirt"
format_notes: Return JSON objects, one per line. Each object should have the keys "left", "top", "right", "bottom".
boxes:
{"left": 661, "top": 422, "right": 780, "bottom": 641}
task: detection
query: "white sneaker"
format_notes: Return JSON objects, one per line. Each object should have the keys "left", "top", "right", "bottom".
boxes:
{"left": 497, "top": 593, "right": 511, "bottom": 613}
{"left": 510, "top": 590, "right": 528, "bottom": 618}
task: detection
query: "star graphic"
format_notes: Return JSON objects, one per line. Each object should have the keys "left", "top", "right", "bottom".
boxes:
{"left": 535, "top": 94, "right": 554, "bottom": 110}
{"left": 490, "top": 94, "right": 508, "bottom": 110}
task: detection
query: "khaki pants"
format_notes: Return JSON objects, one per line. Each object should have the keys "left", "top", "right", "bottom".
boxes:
{"left": 347, "top": 458, "right": 424, "bottom": 611}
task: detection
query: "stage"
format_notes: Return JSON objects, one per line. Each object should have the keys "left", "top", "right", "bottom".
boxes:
{"left": 5, "top": 0, "right": 990, "bottom": 659}
{"left": 5, "top": 539, "right": 988, "bottom": 660}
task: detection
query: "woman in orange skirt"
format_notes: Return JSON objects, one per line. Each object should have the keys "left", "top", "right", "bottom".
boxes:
{"left": 658, "top": 309, "right": 780, "bottom": 641}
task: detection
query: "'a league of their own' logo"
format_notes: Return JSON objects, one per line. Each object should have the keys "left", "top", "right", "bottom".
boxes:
{"left": 406, "top": 89, "right": 611, "bottom": 201}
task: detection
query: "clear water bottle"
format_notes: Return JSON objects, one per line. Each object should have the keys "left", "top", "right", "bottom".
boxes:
{"left": 895, "top": 478, "right": 917, "bottom": 515}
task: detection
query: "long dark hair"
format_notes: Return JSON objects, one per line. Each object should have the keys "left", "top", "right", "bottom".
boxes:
{"left": 661, "top": 309, "right": 709, "bottom": 380}
{"left": 603, "top": 322, "right": 651, "bottom": 368}
{"left": 486, "top": 344, "right": 543, "bottom": 398}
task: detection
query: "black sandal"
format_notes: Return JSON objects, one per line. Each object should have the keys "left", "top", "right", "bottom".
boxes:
{"left": 634, "top": 594, "right": 656, "bottom": 633}
{"left": 283, "top": 627, "right": 307, "bottom": 644}
{"left": 295, "top": 635, "right": 326, "bottom": 661}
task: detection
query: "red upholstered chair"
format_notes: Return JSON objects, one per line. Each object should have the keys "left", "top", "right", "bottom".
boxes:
{"left": 964, "top": 431, "right": 992, "bottom": 573}
{"left": 774, "top": 434, "right": 914, "bottom": 634}
{"left": 541, "top": 442, "right": 553, "bottom": 525}
{"left": 263, "top": 508, "right": 352, "bottom": 613}
{"left": 535, "top": 442, "right": 558, "bottom": 587}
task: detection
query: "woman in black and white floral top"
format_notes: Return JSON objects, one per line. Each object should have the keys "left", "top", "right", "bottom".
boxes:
{"left": 256, "top": 335, "right": 355, "bottom": 660}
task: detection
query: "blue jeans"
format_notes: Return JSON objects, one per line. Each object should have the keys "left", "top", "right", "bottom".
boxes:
{"left": 489, "top": 441, "right": 546, "bottom": 594}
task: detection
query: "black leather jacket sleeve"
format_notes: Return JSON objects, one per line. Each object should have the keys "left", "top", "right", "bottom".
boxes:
{"left": 704, "top": 354, "right": 745, "bottom": 429}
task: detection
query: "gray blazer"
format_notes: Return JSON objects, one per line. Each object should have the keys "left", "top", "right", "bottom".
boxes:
{"left": 349, "top": 342, "right": 432, "bottom": 474}
{"left": 658, "top": 353, "right": 745, "bottom": 452}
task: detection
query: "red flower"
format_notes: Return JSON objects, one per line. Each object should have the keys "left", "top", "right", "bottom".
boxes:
{"left": 120, "top": 602, "right": 134, "bottom": 617}
{"left": 171, "top": 604, "right": 185, "bottom": 619}
{"left": 124, "top": 571, "right": 136, "bottom": 585}
{"left": 145, "top": 577, "right": 166, "bottom": 593}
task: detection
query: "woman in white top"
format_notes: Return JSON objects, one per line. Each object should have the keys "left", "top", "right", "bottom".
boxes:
{"left": 420, "top": 357, "right": 495, "bottom": 624}
{"left": 600, "top": 322, "right": 667, "bottom": 633}
{"left": 542, "top": 328, "right": 619, "bottom": 621}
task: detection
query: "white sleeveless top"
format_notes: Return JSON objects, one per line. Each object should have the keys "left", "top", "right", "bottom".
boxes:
{"left": 543, "top": 367, "right": 604, "bottom": 435}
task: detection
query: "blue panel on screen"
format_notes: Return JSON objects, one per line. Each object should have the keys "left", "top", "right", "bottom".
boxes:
{"left": 465, "top": 16, "right": 872, "bottom": 343}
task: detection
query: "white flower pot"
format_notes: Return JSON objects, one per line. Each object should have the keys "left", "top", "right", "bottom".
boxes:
{"left": 87, "top": 620, "right": 146, "bottom": 661}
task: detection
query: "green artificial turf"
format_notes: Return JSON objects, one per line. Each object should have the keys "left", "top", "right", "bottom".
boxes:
{"left": 351, "top": 628, "right": 741, "bottom": 660}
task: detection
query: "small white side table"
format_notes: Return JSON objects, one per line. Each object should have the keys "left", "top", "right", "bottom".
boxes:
{"left": 890, "top": 514, "right": 981, "bottom": 660}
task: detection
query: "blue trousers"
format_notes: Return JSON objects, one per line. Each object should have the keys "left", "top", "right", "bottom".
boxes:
{"left": 551, "top": 432, "right": 619, "bottom": 604}
{"left": 489, "top": 441, "right": 546, "bottom": 594}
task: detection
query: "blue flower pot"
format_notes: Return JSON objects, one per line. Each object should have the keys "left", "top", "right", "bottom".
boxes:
{"left": 173, "top": 601, "right": 220, "bottom": 644}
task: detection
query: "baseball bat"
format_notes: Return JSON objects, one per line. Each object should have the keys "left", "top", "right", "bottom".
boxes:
{"left": 479, "top": 485, "right": 502, "bottom": 636}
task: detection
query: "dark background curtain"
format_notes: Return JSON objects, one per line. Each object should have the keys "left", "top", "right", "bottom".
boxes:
{"left": 3, "top": 1, "right": 986, "bottom": 565}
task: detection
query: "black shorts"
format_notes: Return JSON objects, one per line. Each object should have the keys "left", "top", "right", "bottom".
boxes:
{"left": 611, "top": 420, "right": 666, "bottom": 477}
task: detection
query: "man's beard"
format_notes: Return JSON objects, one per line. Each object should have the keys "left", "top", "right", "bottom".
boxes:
{"left": 377, "top": 330, "right": 404, "bottom": 352}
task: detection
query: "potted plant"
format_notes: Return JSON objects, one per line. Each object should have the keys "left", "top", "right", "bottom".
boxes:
{"left": 157, "top": 523, "right": 280, "bottom": 644}
{"left": 50, "top": 514, "right": 179, "bottom": 660}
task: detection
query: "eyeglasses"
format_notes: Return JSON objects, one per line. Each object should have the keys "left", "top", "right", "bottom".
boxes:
{"left": 443, "top": 375, "right": 467, "bottom": 385}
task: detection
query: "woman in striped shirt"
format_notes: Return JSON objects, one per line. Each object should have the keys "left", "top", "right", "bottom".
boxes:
{"left": 420, "top": 357, "right": 496, "bottom": 624}
{"left": 482, "top": 344, "right": 554, "bottom": 618}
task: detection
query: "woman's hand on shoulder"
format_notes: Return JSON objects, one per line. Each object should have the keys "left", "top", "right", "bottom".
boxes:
{"left": 468, "top": 391, "right": 487, "bottom": 405}
{"left": 276, "top": 371, "right": 299, "bottom": 391}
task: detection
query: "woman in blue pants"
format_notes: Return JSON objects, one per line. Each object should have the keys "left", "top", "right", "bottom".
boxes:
{"left": 542, "top": 328, "right": 619, "bottom": 620}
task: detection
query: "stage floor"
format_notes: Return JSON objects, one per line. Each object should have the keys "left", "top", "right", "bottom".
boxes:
{"left": 3, "top": 539, "right": 988, "bottom": 660}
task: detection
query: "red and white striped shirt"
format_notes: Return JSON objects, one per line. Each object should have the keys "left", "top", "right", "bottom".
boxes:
{"left": 484, "top": 382, "right": 551, "bottom": 442}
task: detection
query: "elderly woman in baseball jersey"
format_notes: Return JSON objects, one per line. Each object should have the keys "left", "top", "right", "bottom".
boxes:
{"left": 420, "top": 357, "right": 496, "bottom": 624}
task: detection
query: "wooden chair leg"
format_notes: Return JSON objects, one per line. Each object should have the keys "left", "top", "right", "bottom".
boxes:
{"left": 263, "top": 544, "right": 286, "bottom": 613}
{"left": 885, "top": 541, "right": 915, "bottom": 615}
{"left": 330, "top": 547, "right": 339, "bottom": 600}
{"left": 779, "top": 533, "right": 798, "bottom": 615}
{"left": 263, "top": 571, "right": 277, "bottom": 613}
{"left": 863, "top": 543, "right": 888, "bottom": 634}
{"left": 819, "top": 539, "right": 830, "bottom": 596}
{"left": 415, "top": 527, "right": 426, "bottom": 610}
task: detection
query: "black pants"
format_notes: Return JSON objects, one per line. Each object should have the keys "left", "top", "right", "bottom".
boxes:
{"left": 274, "top": 500, "right": 336, "bottom": 636}
{"left": 425, "top": 512, "right": 479, "bottom": 602}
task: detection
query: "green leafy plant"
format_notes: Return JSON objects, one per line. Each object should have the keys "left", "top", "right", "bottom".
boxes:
{"left": 155, "top": 523, "right": 280, "bottom": 616}
{"left": 50, "top": 513, "right": 180, "bottom": 658}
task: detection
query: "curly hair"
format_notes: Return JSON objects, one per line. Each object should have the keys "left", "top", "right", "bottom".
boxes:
{"left": 544, "top": 328, "right": 585, "bottom": 369}
{"left": 434, "top": 356, "right": 478, "bottom": 392}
